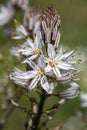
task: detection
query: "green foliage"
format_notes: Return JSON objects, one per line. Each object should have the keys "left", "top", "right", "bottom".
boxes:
{"left": 62, "top": 116, "right": 86, "bottom": 130}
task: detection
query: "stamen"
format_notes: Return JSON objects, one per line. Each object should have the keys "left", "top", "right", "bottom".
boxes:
{"left": 38, "top": 69, "right": 44, "bottom": 76}
{"left": 34, "top": 48, "right": 40, "bottom": 54}
{"left": 77, "top": 59, "right": 82, "bottom": 64}
{"left": 49, "top": 59, "right": 57, "bottom": 66}
{"left": 18, "top": 50, "right": 23, "bottom": 54}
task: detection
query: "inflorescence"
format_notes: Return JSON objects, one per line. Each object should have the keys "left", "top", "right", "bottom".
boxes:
{"left": 9, "top": 6, "right": 80, "bottom": 97}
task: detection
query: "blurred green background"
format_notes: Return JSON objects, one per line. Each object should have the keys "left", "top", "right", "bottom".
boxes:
{"left": 0, "top": 0, "right": 87, "bottom": 130}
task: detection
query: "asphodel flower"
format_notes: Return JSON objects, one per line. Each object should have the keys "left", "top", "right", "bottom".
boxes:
{"left": 0, "top": 2, "right": 14, "bottom": 27}
{"left": 58, "top": 85, "right": 79, "bottom": 99}
{"left": 18, "top": 31, "right": 42, "bottom": 60}
{"left": 10, "top": 57, "right": 51, "bottom": 93}
{"left": 12, "top": 20, "right": 28, "bottom": 39}
{"left": 44, "top": 43, "right": 77, "bottom": 78}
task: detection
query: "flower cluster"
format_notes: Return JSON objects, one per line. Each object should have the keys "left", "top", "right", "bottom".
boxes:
{"left": 10, "top": 6, "right": 79, "bottom": 97}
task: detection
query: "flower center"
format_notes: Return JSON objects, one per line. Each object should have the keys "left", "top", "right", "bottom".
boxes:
{"left": 38, "top": 69, "right": 44, "bottom": 76}
{"left": 49, "top": 59, "right": 57, "bottom": 66}
{"left": 18, "top": 50, "right": 23, "bottom": 54}
{"left": 34, "top": 48, "right": 40, "bottom": 54}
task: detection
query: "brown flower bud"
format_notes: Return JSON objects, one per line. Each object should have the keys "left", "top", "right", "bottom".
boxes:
{"left": 23, "top": 6, "right": 42, "bottom": 34}
{"left": 41, "top": 6, "right": 61, "bottom": 45}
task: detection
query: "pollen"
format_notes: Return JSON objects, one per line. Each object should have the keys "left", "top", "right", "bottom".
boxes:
{"left": 49, "top": 59, "right": 57, "bottom": 66}
{"left": 38, "top": 69, "right": 44, "bottom": 76}
{"left": 34, "top": 48, "right": 40, "bottom": 54}
{"left": 18, "top": 50, "right": 23, "bottom": 54}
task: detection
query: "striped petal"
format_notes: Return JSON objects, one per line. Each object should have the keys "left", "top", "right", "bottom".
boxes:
{"left": 53, "top": 66, "right": 61, "bottom": 77}
{"left": 41, "top": 75, "right": 50, "bottom": 92}
{"left": 59, "top": 50, "right": 75, "bottom": 60}
{"left": 23, "top": 59, "right": 39, "bottom": 70}
{"left": 45, "top": 64, "right": 52, "bottom": 73}
{"left": 57, "top": 62, "right": 77, "bottom": 70}
{"left": 47, "top": 43, "right": 56, "bottom": 58}
{"left": 18, "top": 48, "right": 33, "bottom": 56}
{"left": 28, "top": 76, "right": 40, "bottom": 90}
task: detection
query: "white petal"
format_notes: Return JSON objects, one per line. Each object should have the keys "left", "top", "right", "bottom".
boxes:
{"left": 29, "top": 54, "right": 38, "bottom": 60}
{"left": 69, "top": 82, "right": 79, "bottom": 88}
{"left": 57, "top": 62, "right": 77, "bottom": 70}
{"left": 41, "top": 76, "right": 50, "bottom": 92}
{"left": 0, "top": 3, "right": 14, "bottom": 26}
{"left": 28, "top": 76, "right": 40, "bottom": 90}
{"left": 81, "top": 102, "right": 87, "bottom": 107}
{"left": 59, "top": 50, "right": 75, "bottom": 60}
{"left": 48, "top": 43, "right": 56, "bottom": 58}
{"left": 59, "top": 46, "right": 63, "bottom": 54}
{"left": 12, "top": 35, "right": 23, "bottom": 39}
{"left": 11, "top": 70, "right": 37, "bottom": 80}
{"left": 18, "top": 48, "right": 33, "bottom": 56}
{"left": 80, "top": 93, "right": 87, "bottom": 101}
{"left": 53, "top": 66, "right": 61, "bottom": 77}
{"left": 27, "top": 38, "right": 35, "bottom": 48}
{"left": 43, "top": 56, "right": 49, "bottom": 63}
{"left": 38, "top": 56, "right": 46, "bottom": 69}
{"left": 23, "top": 59, "right": 39, "bottom": 70}
{"left": 16, "top": 25, "right": 28, "bottom": 36}
{"left": 45, "top": 64, "right": 52, "bottom": 73}
{"left": 68, "top": 61, "right": 77, "bottom": 64}
{"left": 35, "top": 31, "right": 42, "bottom": 47}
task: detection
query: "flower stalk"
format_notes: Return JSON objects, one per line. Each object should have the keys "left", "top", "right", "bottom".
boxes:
{"left": 25, "top": 90, "right": 47, "bottom": 130}
{"left": 32, "top": 90, "right": 47, "bottom": 130}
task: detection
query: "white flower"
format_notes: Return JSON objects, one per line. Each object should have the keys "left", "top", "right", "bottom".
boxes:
{"left": 9, "top": 39, "right": 31, "bottom": 59}
{"left": 18, "top": 31, "right": 42, "bottom": 60}
{"left": 59, "top": 86, "right": 79, "bottom": 99}
{"left": 0, "top": 2, "right": 14, "bottom": 26}
{"left": 57, "top": 71, "right": 80, "bottom": 88}
{"left": 10, "top": 68, "right": 29, "bottom": 87}
{"left": 10, "top": 57, "right": 51, "bottom": 93}
{"left": 9, "top": 46, "right": 22, "bottom": 59}
{"left": 80, "top": 93, "right": 87, "bottom": 107}
{"left": 44, "top": 44, "right": 77, "bottom": 78}
{"left": 12, "top": 20, "right": 28, "bottom": 39}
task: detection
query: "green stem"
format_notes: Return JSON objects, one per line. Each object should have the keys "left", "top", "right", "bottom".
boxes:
{"left": 33, "top": 90, "right": 47, "bottom": 130}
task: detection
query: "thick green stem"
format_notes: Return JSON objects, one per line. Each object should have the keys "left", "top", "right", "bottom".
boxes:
{"left": 32, "top": 90, "right": 47, "bottom": 130}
